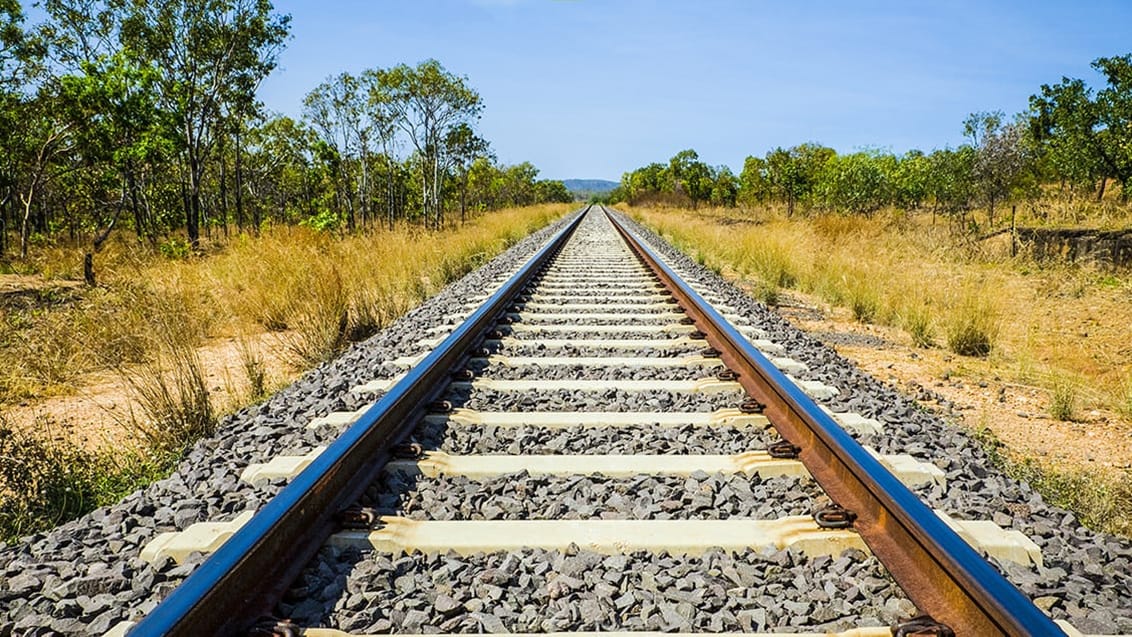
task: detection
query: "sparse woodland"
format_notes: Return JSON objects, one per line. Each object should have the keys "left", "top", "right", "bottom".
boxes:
{"left": 0, "top": 0, "right": 575, "bottom": 541}
{"left": 606, "top": 54, "right": 1132, "bottom": 539}
{"left": 612, "top": 54, "right": 1132, "bottom": 229}
{"left": 0, "top": 0, "right": 571, "bottom": 280}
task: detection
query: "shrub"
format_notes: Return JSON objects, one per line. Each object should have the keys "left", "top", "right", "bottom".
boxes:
{"left": 900, "top": 303, "right": 935, "bottom": 348}
{"left": 0, "top": 417, "right": 167, "bottom": 543}
{"left": 846, "top": 279, "right": 880, "bottom": 323}
{"left": 944, "top": 292, "right": 998, "bottom": 357}
{"left": 1049, "top": 377, "right": 1077, "bottom": 421}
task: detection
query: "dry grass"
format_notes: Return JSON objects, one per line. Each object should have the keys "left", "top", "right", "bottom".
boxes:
{"left": 629, "top": 202, "right": 1132, "bottom": 536}
{"left": 629, "top": 204, "right": 1130, "bottom": 408}
{"left": 0, "top": 204, "right": 569, "bottom": 540}
{"left": 1, "top": 204, "right": 569, "bottom": 406}
{"left": 942, "top": 288, "right": 999, "bottom": 357}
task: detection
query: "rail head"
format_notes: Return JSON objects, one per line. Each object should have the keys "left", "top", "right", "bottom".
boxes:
{"left": 127, "top": 207, "right": 590, "bottom": 637}
{"left": 602, "top": 206, "right": 1063, "bottom": 637}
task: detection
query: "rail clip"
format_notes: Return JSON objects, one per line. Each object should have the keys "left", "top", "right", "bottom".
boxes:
{"left": 892, "top": 614, "right": 955, "bottom": 637}
{"left": 813, "top": 503, "right": 857, "bottom": 529}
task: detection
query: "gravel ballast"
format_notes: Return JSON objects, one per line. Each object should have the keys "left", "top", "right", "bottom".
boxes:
{"left": 361, "top": 471, "right": 825, "bottom": 521}
{"left": 610, "top": 208, "right": 1132, "bottom": 632}
{"left": 3, "top": 205, "right": 1131, "bottom": 634}
{"left": 0, "top": 210, "right": 583, "bottom": 634}
{"left": 284, "top": 545, "right": 915, "bottom": 634}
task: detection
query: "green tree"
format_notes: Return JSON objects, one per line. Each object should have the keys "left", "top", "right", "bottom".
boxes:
{"left": 303, "top": 72, "right": 365, "bottom": 230}
{"left": 709, "top": 165, "right": 738, "bottom": 207}
{"left": 534, "top": 179, "right": 572, "bottom": 204}
{"left": 243, "top": 114, "right": 321, "bottom": 227}
{"left": 443, "top": 122, "right": 491, "bottom": 223}
{"left": 738, "top": 155, "right": 771, "bottom": 205}
{"left": 925, "top": 146, "right": 976, "bottom": 222}
{"left": 379, "top": 59, "right": 482, "bottom": 228}
{"left": 1030, "top": 54, "right": 1132, "bottom": 200}
{"left": 56, "top": 53, "right": 168, "bottom": 282}
{"left": 0, "top": 0, "right": 34, "bottom": 254}
{"left": 121, "top": 0, "right": 291, "bottom": 248}
{"left": 891, "top": 149, "right": 929, "bottom": 210}
{"left": 621, "top": 162, "right": 667, "bottom": 204}
{"left": 817, "top": 151, "right": 891, "bottom": 216}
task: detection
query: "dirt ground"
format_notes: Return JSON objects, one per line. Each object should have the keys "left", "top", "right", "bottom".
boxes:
{"left": 5, "top": 268, "right": 1131, "bottom": 479}
{"left": 4, "top": 331, "right": 297, "bottom": 449}
{"left": 768, "top": 287, "right": 1132, "bottom": 477}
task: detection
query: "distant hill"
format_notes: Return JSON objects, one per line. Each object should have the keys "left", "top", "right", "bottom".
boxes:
{"left": 563, "top": 179, "right": 618, "bottom": 195}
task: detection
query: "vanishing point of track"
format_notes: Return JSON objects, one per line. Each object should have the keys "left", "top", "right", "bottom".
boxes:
{"left": 126, "top": 206, "right": 1070, "bottom": 636}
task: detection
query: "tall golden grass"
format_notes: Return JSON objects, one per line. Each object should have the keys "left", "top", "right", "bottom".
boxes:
{"left": 0, "top": 203, "right": 570, "bottom": 540}
{"left": 631, "top": 203, "right": 1132, "bottom": 537}
{"left": 628, "top": 204, "right": 1129, "bottom": 414}
{"left": 1, "top": 204, "right": 570, "bottom": 404}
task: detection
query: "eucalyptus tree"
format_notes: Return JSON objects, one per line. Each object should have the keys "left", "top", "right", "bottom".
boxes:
{"left": 303, "top": 72, "right": 366, "bottom": 229}
{"left": 1031, "top": 55, "right": 1132, "bottom": 201}
{"left": 120, "top": 0, "right": 290, "bottom": 248}
{"left": 666, "top": 149, "right": 696, "bottom": 198}
{"left": 817, "top": 151, "right": 891, "bottom": 216}
{"left": 764, "top": 147, "right": 803, "bottom": 216}
{"left": 0, "top": 0, "right": 23, "bottom": 75}
{"left": 378, "top": 60, "right": 482, "bottom": 228}
{"left": 925, "top": 146, "right": 976, "bottom": 223}
{"left": 738, "top": 155, "right": 771, "bottom": 205}
{"left": 443, "top": 122, "right": 491, "bottom": 223}
{"left": 361, "top": 68, "right": 401, "bottom": 229}
{"left": 0, "top": 0, "right": 32, "bottom": 254}
{"left": 667, "top": 149, "right": 712, "bottom": 208}
{"left": 709, "top": 166, "right": 738, "bottom": 207}
{"left": 242, "top": 114, "right": 319, "bottom": 227}
{"left": 36, "top": 0, "right": 179, "bottom": 252}
{"left": 963, "top": 111, "right": 1031, "bottom": 224}
{"left": 13, "top": 88, "right": 77, "bottom": 258}
{"left": 891, "top": 149, "right": 930, "bottom": 211}
{"left": 56, "top": 53, "right": 168, "bottom": 282}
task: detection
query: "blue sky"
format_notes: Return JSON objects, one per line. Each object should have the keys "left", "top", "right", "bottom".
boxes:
{"left": 257, "top": 0, "right": 1132, "bottom": 181}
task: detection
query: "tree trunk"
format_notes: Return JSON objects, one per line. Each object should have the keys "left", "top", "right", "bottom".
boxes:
{"left": 460, "top": 175, "right": 467, "bottom": 224}
{"left": 235, "top": 128, "right": 246, "bottom": 232}
{"left": 420, "top": 160, "right": 428, "bottom": 226}
{"left": 127, "top": 169, "right": 144, "bottom": 242}
{"left": 1097, "top": 177, "right": 1107, "bottom": 202}
{"left": 83, "top": 253, "right": 96, "bottom": 287}
{"left": 1010, "top": 205, "right": 1017, "bottom": 257}
{"left": 219, "top": 148, "right": 230, "bottom": 238}
{"left": 84, "top": 208, "right": 119, "bottom": 287}
{"left": 433, "top": 154, "right": 442, "bottom": 229}
{"left": 19, "top": 194, "right": 33, "bottom": 259}
{"left": 187, "top": 155, "right": 202, "bottom": 250}
{"left": 359, "top": 158, "right": 369, "bottom": 229}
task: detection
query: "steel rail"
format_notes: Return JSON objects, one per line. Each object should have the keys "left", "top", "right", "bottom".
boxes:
{"left": 127, "top": 207, "right": 589, "bottom": 637}
{"left": 604, "top": 207, "right": 1063, "bottom": 636}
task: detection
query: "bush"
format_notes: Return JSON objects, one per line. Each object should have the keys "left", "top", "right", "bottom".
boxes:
{"left": 973, "top": 425, "right": 1132, "bottom": 538}
{"left": 944, "top": 292, "right": 998, "bottom": 357}
{"left": 1049, "top": 377, "right": 1077, "bottom": 421}
{"left": 0, "top": 417, "right": 168, "bottom": 543}
{"left": 900, "top": 303, "right": 935, "bottom": 348}
{"left": 846, "top": 279, "right": 880, "bottom": 323}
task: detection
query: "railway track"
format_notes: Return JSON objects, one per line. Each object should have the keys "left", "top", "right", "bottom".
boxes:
{"left": 3, "top": 206, "right": 1130, "bottom": 635}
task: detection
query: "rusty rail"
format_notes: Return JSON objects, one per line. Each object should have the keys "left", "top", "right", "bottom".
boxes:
{"left": 604, "top": 206, "right": 1063, "bottom": 636}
